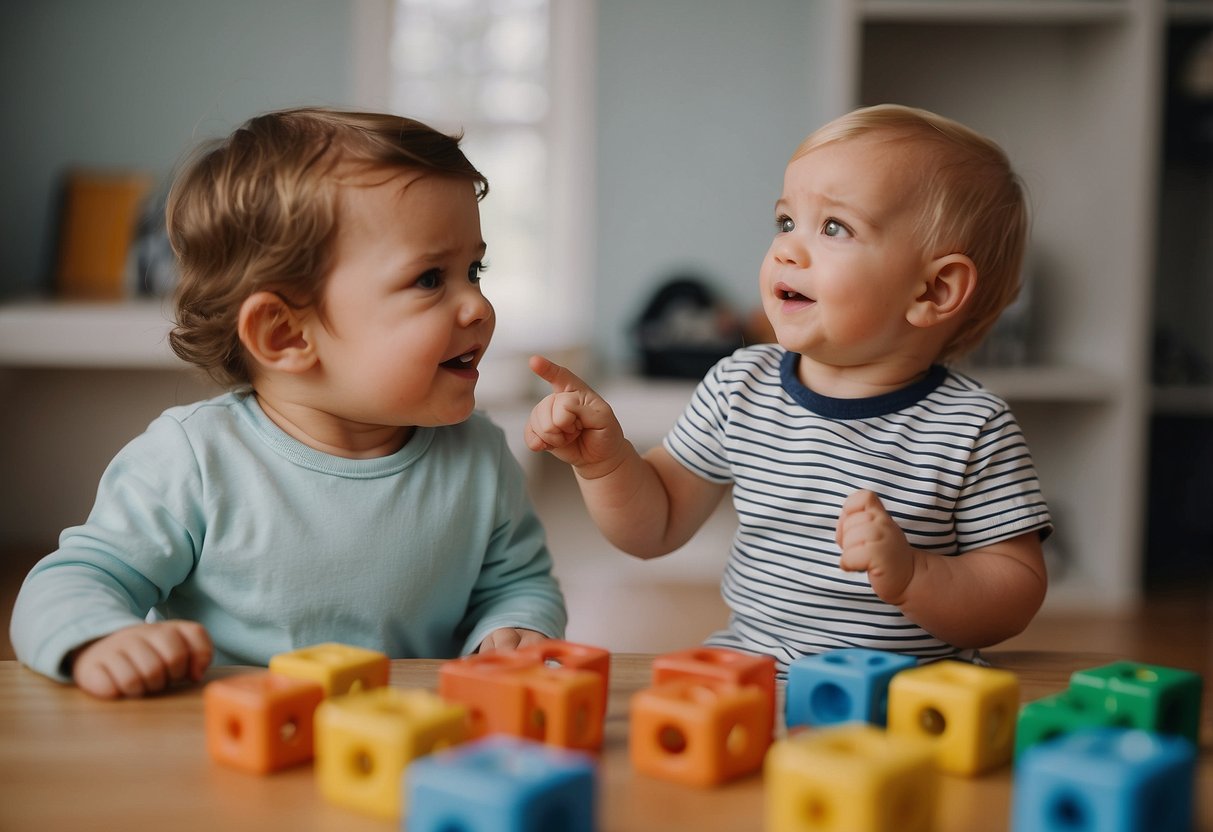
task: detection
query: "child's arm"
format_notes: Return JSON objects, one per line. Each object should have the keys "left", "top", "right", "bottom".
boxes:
{"left": 70, "top": 621, "right": 213, "bottom": 699}
{"left": 526, "top": 356, "right": 729, "bottom": 558}
{"left": 836, "top": 489, "right": 1048, "bottom": 647}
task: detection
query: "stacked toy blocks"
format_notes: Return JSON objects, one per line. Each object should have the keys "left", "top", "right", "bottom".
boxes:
{"left": 438, "top": 640, "right": 609, "bottom": 751}
{"left": 203, "top": 642, "right": 391, "bottom": 775}
{"left": 629, "top": 646, "right": 776, "bottom": 787}
{"left": 1016, "top": 659, "right": 1204, "bottom": 757}
{"left": 887, "top": 660, "right": 1020, "bottom": 776}
{"left": 785, "top": 648, "right": 917, "bottom": 729}
{"left": 1011, "top": 727, "right": 1196, "bottom": 832}
{"left": 407, "top": 736, "right": 597, "bottom": 832}
{"left": 765, "top": 723, "right": 938, "bottom": 832}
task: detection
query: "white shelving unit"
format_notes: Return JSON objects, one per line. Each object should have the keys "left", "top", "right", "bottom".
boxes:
{"left": 802, "top": 0, "right": 1175, "bottom": 609}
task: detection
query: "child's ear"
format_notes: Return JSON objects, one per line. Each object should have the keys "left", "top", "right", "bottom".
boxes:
{"left": 907, "top": 254, "right": 977, "bottom": 328}
{"left": 237, "top": 291, "right": 317, "bottom": 374}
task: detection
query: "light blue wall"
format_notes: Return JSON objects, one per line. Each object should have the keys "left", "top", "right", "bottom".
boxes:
{"left": 0, "top": 0, "right": 353, "bottom": 297}
{"left": 593, "top": 0, "right": 817, "bottom": 372}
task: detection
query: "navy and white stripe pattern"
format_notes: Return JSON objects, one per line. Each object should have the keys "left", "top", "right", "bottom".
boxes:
{"left": 663, "top": 344, "right": 1052, "bottom": 671}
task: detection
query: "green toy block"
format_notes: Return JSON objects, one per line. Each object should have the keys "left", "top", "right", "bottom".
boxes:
{"left": 1068, "top": 661, "right": 1203, "bottom": 744}
{"left": 1015, "top": 689, "right": 1131, "bottom": 758}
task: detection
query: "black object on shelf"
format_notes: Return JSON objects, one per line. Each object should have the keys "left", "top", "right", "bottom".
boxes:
{"left": 632, "top": 275, "right": 744, "bottom": 380}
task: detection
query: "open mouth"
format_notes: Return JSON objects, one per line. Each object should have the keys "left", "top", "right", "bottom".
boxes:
{"left": 440, "top": 349, "right": 478, "bottom": 370}
{"left": 774, "top": 282, "right": 813, "bottom": 303}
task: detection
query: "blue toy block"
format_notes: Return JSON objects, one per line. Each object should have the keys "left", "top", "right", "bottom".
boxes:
{"left": 1011, "top": 727, "right": 1196, "bottom": 832}
{"left": 785, "top": 648, "right": 916, "bottom": 729}
{"left": 406, "top": 736, "right": 596, "bottom": 832}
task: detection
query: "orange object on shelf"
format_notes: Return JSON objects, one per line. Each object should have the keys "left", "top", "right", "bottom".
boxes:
{"left": 55, "top": 169, "right": 153, "bottom": 299}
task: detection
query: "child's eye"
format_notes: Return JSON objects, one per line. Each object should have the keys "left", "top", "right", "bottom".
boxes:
{"left": 468, "top": 260, "right": 489, "bottom": 284}
{"left": 822, "top": 219, "right": 851, "bottom": 238}
{"left": 776, "top": 215, "right": 795, "bottom": 233}
{"left": 416, "top": 268, "right": 442, "bottom": 290}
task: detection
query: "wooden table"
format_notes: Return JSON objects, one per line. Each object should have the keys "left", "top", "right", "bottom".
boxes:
{"left": 1, "top": 652, "right": 1209, "bottom": 831}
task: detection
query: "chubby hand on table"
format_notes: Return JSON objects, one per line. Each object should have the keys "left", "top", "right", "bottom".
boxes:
{"left": 71, "top": 621, "right": 214, "bottom": 700}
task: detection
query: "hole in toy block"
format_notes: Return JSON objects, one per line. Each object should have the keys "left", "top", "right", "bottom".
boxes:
{"left": 543, "top": 656, "right": 564, "bottom": 668}
{"left": 537, "top": 805, "right": 573, "bottom": 829}
{"left": 467, "top": 707, "right": 487, "bottom": 736}
{"left": 348, "top": 679, "right": 365, "bottom": 695}
{"left": 725, "top": 723, "right": 749, "bottom": 756}
{"left": 809, "top": 682, "right": 851, "bottom": 722}
{"left": 530, "top": 708, "right": 547, "bottom": 741}
{"left": 919, "top": 707, "right": 946, "bottom": 736}
{"left": 279, "top": 717, "right": 298, "bottom": 744}
{"left": 987, "top": 704, "right": 1011, "bottom": 748}
{"left": 1130, "top": 667, "right": 1158, "bottom": 684}
{"left": 803, "top": 792, "right": 830, "bottom": 824}
{"left": 688, "top": 649, "right": 733, "bottom": 666}
{"left": 1047, "top": 788, "right": 1090, "bottom": 830}
{"left": 573, "top": 704, "right": 590, "bottom": 741}
{"left": 351, "top": 748, "right": 375, "bottom": 778}
{"left": 226, "top": 717, "right": 242, "bottom": 741}
{"left": 658, "top": 724, "right": 688, "bottom": 754}
{"left": 823, "top": 654, "right": 847, "bottom": 665}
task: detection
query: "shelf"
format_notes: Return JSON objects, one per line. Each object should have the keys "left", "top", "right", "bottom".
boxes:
{"left": 0, "top": 299, "right": 181, "bottom": 369}
{"left": 1153, "top": 384, "right": 1213, "bottom": 415}
{"left": 963, "top": 365, "right": 1121, "bottom": 403}
{"left": 861, "top": 0, "right": 1131, "bottom": 24}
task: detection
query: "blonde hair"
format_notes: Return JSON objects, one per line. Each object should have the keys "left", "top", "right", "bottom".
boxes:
{"left": 794, "top": 104, "right": 1028, "bottom": 360}
{"left": 166, "top": 107, "right": 489, "bottom": 387}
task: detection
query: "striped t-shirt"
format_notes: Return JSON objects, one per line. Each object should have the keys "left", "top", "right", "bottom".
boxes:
{"left": 663, "top": 344, "right": 1053, "bottom": 671}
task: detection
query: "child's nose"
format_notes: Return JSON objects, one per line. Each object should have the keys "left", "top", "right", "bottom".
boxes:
{"left": 772, "top": 233, "right": 807, "bottom": 267}
{"left": 458, "top": 286, "right": 493, "bottom": 326}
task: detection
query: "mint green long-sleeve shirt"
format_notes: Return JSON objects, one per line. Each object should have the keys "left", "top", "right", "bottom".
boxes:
{"left": 10, "top": 392, "right": 567, "bottom": 681}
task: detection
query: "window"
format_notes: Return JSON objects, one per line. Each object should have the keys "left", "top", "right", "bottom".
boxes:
{"left": 358, "top": 0, "right": 594, "bottom": 351}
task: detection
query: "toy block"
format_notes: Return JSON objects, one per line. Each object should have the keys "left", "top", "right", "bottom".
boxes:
{"left": 1011, "top": 727, "right": 1196, "bottom": 832}
{"left": 516, "top": 640, "right": 611, "bottom": 717}
{"left": 314, "top": 687, "right": 467, "bottom": 820}
{"left": 439, "top": 652, "right": 605, "bottom": 750}
{"left": 785, "top": 648, "right": 917, "bottom": 730}
{"left": 203, "top": 671, "right": 324, "bottom": 774}
{"left": 1016, "top": 688, "right": 1132, "bottom": 758}
{"left": 629, "top": 677, "right": 771, "bottom": 788}
{"left": 651, "top": 646, "right": 777, "bottom": 739}
{"left": 268, "top": 642, "right": 389, "bottom": 697}
{"left": 1067, "top": 660, "right": 1203, "bottom": 744}
{"left": 887, "top": 660, "right": 1019, "bottom": 776}
{"left": 765, "top": 723, "right": 938, "bottom": 832}
{"left": 407, "top": 736, "right": 597, "bottom": 832}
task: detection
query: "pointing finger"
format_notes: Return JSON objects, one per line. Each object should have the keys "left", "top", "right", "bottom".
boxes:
{"left": 529, "top": 354, "right": 592, "bottom": 394}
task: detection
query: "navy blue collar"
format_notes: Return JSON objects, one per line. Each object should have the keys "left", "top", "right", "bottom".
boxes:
{"left": 779, "top": 351, "right": 947, "bottom": 419}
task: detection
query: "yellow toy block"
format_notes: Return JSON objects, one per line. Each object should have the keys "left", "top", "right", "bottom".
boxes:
{"left": 269, "top": 642, "right": 389, "bottom": 697}
{"left": 887, "top": 660, "right": 1019, "bottom": 776}
{"left": 765, "top": 723, "right": 938, "bottom": 832}
{"left": 315, "top": 687, "right": 467, "bottom": 819}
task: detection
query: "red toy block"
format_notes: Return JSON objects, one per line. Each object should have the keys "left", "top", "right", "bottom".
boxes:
{"left": 652, "top": 647, "right": 777, "bottom": 740}
{"left": 516, "top": 640, "right": 611, "bottom": 721}
{"left": 204, "top": 671, "right": 325, "bottom": 774}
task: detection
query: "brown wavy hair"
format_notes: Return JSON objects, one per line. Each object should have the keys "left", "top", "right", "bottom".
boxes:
{"left": 165, "top": 107, "right": 489, "bottom": 386}
{"left": 793, "top": 104, "right": 1029, "bottom": 361}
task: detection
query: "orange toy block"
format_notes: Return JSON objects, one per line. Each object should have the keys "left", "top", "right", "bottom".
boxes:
{"left": 516, "top": 640, "right": 611, "bottom": 720}
{"left": 203, "top": 671, "right": 325, "bottom": 774}
{"left": 630, "top": 678, "right": 772, "bottom": 788}
{"left": 439, "top": 652, "right": 605, "bottom": 750}
{"left": 269, "top": 642, "right": 389, "bottom": 697}
{"left": 652, "top": 646, "right": 777, "bottom": 740}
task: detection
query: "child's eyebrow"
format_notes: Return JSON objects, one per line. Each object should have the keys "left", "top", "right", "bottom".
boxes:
{"left": 412, "top": 241, "right": 488, "bottom": 264}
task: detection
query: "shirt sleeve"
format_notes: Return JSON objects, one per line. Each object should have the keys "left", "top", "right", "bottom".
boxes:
{"left": 458, "top": 432, "right": 568, "bottom": 654}
{"left": 8, "top": 415, "right": 205, "bottom": 681}
{"left": 954, "top": 405, "right": 1053, "bottom": 551}
{"left": 662, "top": 357, "right": 735, "bottom": 483}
